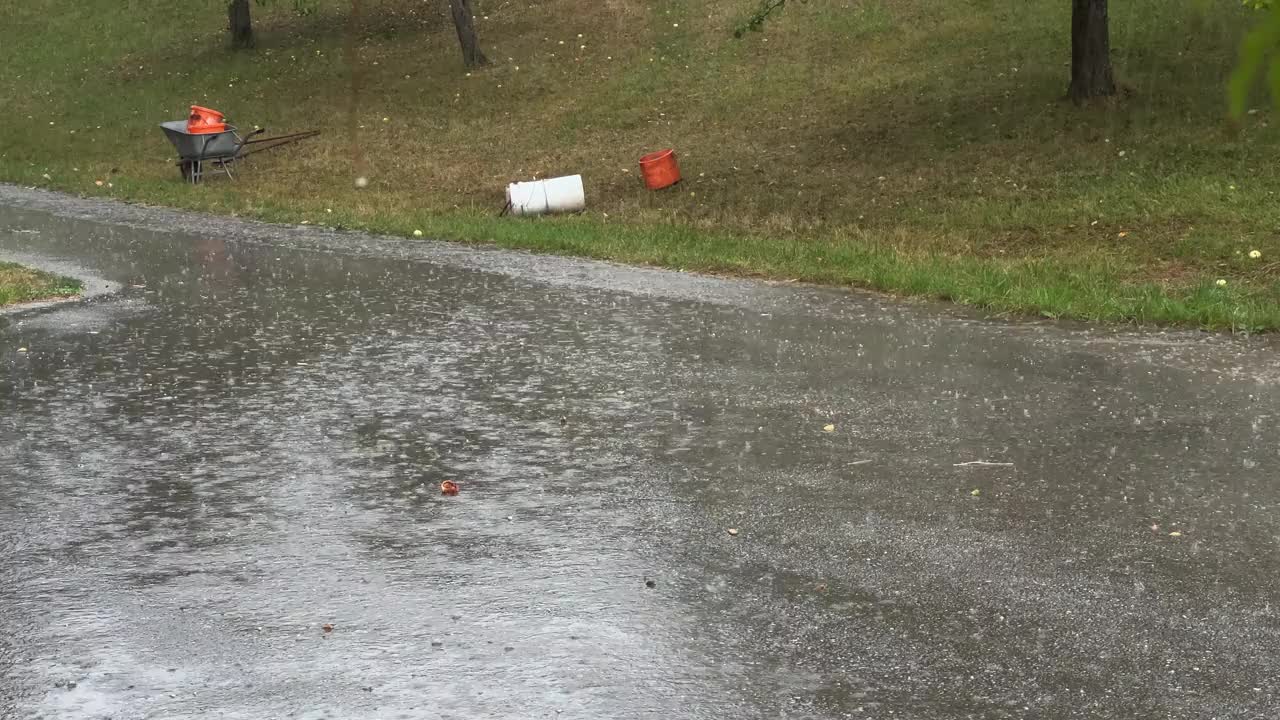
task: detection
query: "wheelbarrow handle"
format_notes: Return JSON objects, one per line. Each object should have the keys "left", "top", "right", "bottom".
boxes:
{"left": 232, "top": 126, "right": 265, "bottom": 149}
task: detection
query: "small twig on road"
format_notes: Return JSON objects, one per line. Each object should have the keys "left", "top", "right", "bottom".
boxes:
{"left": 953, "top": 461, "right": 1015, "bottom": 467}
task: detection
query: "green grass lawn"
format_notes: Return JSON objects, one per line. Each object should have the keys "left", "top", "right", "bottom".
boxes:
{"left": 0, "top": 262, "right": 82, "bottom": 307}
{"left": 1, "top": 0, "right": 1278, "bottom": 329}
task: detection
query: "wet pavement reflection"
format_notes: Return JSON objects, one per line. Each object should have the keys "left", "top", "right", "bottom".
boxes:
{"left": 2, "top": 187, "right": 1279, "bottom": 718}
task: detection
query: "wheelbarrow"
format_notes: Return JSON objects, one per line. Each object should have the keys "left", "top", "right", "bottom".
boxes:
{"left": 159, "top": 120, "right": 320, "bottom": 184}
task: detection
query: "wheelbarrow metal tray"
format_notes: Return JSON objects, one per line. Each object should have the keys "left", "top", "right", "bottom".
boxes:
{"left": 160, "top": 120, "right": 240, "bottom": 160}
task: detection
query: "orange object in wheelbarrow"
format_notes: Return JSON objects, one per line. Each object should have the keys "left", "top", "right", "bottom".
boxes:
{"left": 639, "top": 149, "right": 681, "bottom": 190}
{"left": 187, "top": 105, "right": 227, "bottom": 134}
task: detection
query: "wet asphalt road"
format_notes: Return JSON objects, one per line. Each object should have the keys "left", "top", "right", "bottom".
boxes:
{"left": 2, "top": 186, "right": 1280, "bottom": 719}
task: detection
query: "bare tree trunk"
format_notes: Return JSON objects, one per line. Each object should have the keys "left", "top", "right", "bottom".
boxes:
{"left": 449, "top": 0, "right": 489, "bottom": 68}
{"left": 1069, "top": 0, "right": 1115, "bottom": 102}
{"left": 228, "top": 0, "right": 254, "bottom": 49}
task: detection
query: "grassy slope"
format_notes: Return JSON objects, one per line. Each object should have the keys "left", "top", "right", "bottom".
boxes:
{"left": 1, "top": 0, "right": 1277, "bottom": 329}
{"left": 0, "top": 262, "right": 81, "bottom": 307}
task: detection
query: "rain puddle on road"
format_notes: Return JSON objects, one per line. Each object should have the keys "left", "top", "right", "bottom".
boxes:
{"left": 3, "top": 188, "right": 1279, "bottom": 718}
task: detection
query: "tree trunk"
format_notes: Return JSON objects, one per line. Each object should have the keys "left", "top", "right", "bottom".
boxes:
{"left": 449, "top": 0, "right": 489, "bottom": 68}
{"left": 228, "top": 0, "right": 254, "bottom": 49}
{"left": 1069, "top": 0, "right": 1115, "bottom": 102}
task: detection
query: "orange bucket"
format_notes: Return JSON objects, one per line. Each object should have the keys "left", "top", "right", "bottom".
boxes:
{"left": 639, "top": 149, "right": 681, "bottom": 190}
{"left": 187, "top": 105, "right": 227, "bottom": 134}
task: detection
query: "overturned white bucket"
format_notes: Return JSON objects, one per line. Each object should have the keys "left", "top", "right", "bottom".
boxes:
{"left": 505, "top": 174, "right": 585, "bottom": 216}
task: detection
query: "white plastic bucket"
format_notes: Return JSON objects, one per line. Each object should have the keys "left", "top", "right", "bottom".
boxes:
{"left": 505, "top": 174, "right": 585, "bottom": 216}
